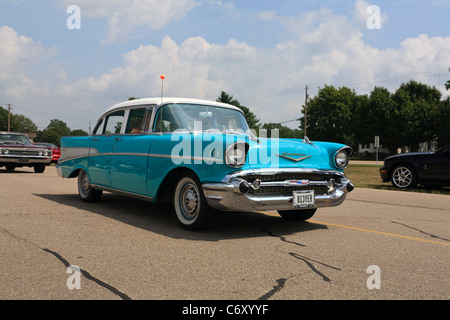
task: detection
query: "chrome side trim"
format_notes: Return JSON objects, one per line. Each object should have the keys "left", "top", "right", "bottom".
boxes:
{"left": 59, "top": 150, "right": 223, "bottom": 165}
{"left": 90, "top": 184, "right": 154, "bottom": 202}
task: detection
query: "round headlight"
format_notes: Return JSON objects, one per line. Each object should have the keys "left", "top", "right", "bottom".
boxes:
{"left": 38, "top": 151, "right": 43, "bottom": 156}
{"left": 335, "top": 148, "right": 350, "bottom": 169}
{"left": 3, "top": 149, "right": 9, "bottom": 155}
{"left": 225, "top": 142, "right": 248, "bottom": 168}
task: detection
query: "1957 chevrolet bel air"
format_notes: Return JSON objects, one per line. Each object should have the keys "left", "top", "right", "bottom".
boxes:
{"left": 56, "top": 97, "right": 354, "bottom": 230}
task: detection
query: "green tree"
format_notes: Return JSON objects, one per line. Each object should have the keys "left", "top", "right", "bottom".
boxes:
{"left": 300, "top": 85, "right": 356, "bottom": 146}
{"left": 392, "top": 80, "right": 441, "bottom": 150}
{"left": 354, "top": 87, "right": 403, "bottom": 153}
{"left": 70, "top": 129, "right": 88, "bottom": 136}
{"left": 10, "top": 114, "right": 38, "bottom": 133}
{"left": 436, "top": 98, "right": 450, "bottom": 147}
{"left": 0, "top": 106, "right": 8, "bottom": 131}
{"left": 446, "top": 67, "right": 450, "bottom": 90}
{"left": 216, "top": 91, "right": 261, "bottom": 131}
{"left": 261, "top": 123, "right": 303, "bottom": 139}
{"left": 0, "top": 106, "right": 38, "bottom": 133}
{"left": 35, "top": 119, "right": 72, "bottom": 146}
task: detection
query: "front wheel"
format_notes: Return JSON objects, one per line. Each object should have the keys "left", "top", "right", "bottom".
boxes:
{"left": 173, "top": 173, "right": 210, "bottom": 231}
{"left": 78, "top": 170, "right": 103, "bottom": 202}
{"left": 34, "top": 164, "right": 46, "bottom": 173}
{"left": 277, "top": 208, "right": 317, "bottom": 221}
{"left": 391, "top": 165, "right": 417, "bottom": 188}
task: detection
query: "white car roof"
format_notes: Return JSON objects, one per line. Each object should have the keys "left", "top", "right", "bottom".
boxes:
{"left": 102, "top": 97, "right": 243, "bottom": 116}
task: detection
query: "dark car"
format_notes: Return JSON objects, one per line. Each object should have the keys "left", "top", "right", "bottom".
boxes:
{"left": 33, "top": 142, "right": 61, "bottom": 163}
{"left": 380, "top": 145, "right": 450, "bottom": 188}
{"left": 0, "top": 132, "right": 52, "bottom": 172}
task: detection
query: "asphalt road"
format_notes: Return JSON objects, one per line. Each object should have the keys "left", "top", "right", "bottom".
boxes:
{"left": 1, "top": 166, "right": 449, "bottom": 301}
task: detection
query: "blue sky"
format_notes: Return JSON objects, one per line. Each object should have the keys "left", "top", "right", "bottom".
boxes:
{"left": 1, "top": 0, "right": 449, "bottom": 131}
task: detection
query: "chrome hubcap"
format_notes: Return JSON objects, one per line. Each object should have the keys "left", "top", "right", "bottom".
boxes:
{"left": 79, "top": 171, "right": 90, "bottom": 195}
{"left": 393, "top": 167, "right": 412, "bottom": 187}
{"left": 180, "top": 184, "right": 199, "bottom": 219}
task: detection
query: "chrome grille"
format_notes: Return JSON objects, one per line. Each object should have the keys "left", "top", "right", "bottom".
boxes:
{"left": 7, "top": 150, "right": 40, "bottom": 156}
{"left": 242, "top": 172, "right": 341, "bottom": 196}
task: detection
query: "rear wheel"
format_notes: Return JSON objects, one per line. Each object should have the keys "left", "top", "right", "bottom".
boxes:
{"left": 78, "top": 170, "right": 103, "bottom": 202}
{"left": 277, "top": 208, "right": 317, "bottom": 221}
{"left": 173, "top": 173, "right": 210, "bottom": 231}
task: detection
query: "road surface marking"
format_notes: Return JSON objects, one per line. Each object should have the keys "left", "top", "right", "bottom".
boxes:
{"left": 259, "top": 211, "right": 450, "bottom": 247}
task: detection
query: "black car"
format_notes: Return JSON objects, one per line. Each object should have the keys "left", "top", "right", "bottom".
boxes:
{"left": 380, "top": 144, "right": 450, "bottom": 188}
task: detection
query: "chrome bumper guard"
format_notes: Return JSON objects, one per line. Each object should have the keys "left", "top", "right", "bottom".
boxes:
{"left": 55, "top": 164, "right": 63, "bottom": 178}
{"left": 202, "top": 168, "right": 354, "bottom": 211}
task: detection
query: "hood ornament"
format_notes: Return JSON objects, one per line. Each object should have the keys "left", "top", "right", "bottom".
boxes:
{"left": 277, "top": 153, "right": 312, "bottom": 162}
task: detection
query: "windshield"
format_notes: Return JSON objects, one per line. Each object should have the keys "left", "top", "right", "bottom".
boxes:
{"left": 154, "top": 103, "right": 249, "bottom": 134}
{"left": 0, "top": 134, "right": 32, "bottom": 144}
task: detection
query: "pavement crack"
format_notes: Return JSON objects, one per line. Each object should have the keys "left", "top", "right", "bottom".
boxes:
{"left": 43, "top": 249, "right": 132, "bottom": 300}
{"left": 348, "top": 199, "right": 450, "bottom": 212}
{"left": 258, "top": 278, "right": 287, "bottom": 300}
{"left": 262, "top": 228, "right": 306, "bottom": 247}
{"left": 391, "top": 221, "right": 450, "bottom": 242}
{"left": 1, "top": 227, "right": 131, "bottom": 300}
{"left": 260, "top": 228, "right": 341, "bottom": 299}
{"left": 288, "top": 252, "right": 341, "bottom": 282}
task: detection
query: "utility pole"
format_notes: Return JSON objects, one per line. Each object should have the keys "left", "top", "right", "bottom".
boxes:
{"left": 304, "top": 86, "right": 308, "bottom": 138}
{"left": 7, "top": 104, "right": 12, "bottom": 132}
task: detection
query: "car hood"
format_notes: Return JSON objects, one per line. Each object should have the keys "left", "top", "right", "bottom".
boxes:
{"left": 384, "top": 151, "right": 433, "bottom": 161}
{"left": 246, "top": 138, "right": 345, "bottom": 171}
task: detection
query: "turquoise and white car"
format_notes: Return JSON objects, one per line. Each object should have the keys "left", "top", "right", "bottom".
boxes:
{"left": 56, "top": 97, "right": 354, "bottom": 230}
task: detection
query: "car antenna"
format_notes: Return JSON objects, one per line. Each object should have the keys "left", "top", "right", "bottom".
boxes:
{"left": 160, "top": 74, "right": 165, "bottom": 104}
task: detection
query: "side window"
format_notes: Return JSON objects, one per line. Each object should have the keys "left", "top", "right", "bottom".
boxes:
{"left": 153, "top": 106, "right": 180, "bottom": 132}
{"left": 104, "top": 111, "right": 125, "bottom": 135}
{"left": 125, "top": 108, "right": 148, "bottom": 134}
{"left": 93, "top": 119, "right": 105, "bottom": 135}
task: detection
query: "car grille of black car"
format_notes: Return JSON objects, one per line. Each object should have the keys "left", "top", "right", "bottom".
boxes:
{"left": 242, "top": 172, "right": 341, "bottom": 196}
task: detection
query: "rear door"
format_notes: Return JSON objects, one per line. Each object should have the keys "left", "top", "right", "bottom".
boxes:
{"left": 88, "top": 110, "right": 125, "bottom": 187}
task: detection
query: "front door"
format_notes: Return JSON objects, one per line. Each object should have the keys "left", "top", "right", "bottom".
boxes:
{"left": 109, "top": 108, "right": 154, "bottom": 196}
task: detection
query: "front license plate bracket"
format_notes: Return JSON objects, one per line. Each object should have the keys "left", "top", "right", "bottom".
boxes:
{"left": 293, "top": 190, "right": 315, "bottom": 208}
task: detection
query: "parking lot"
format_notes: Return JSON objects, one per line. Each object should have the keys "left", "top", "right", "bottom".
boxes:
{"left": 1, "top": 166, "right": 449, "bottom": 301}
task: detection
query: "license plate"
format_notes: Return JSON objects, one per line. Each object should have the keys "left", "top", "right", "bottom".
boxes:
{"left": 293, "top": 190, "right": 315, "bottom": 208}
{"left": 19, "top": 158, "right": 29, "bottom": 163}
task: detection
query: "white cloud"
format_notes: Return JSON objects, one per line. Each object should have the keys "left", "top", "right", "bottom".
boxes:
{"left": 0, "top": 26, "right": 57, "bottom": 99}
{"left": 55, "top": 26, "right": 450, "bottom": 128}
{"left": 60, "top": 0, "right": 201, "bottom": 44}
{"left": 2, "top": 1, "right": 449, "bottom": 131}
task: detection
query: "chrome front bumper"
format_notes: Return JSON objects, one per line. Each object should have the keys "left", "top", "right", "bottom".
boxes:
{"left": 0, "top": 156, "right": 51, "bottom": 165}
{"left": 202, "top": 168, "right": 354, "bottom": 212}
